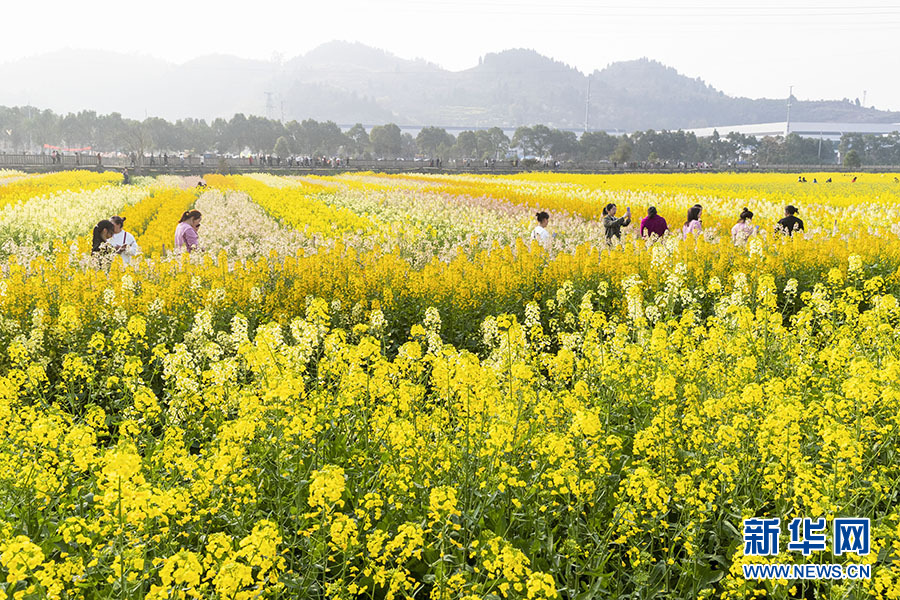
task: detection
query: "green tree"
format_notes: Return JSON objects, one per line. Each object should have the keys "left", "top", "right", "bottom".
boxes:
{"left": 843, "top": 149, "right": 862, "bottom": 168}
{"left": 579, "top": 131, "right": 617, "bottom": 161}
{"left": 512, "top": 125, "right": 552, "bottom": 158}
{"left": 274, "top": 136, "right": 292, "bottom": 158}
{"left": 370, "top": 123, "right": 402, "bottom": 158}
{"left": 143, "top": 117, "right": 179, "bottom": 152}
{"left": 400, "top": 133, "right": 416, "bottom": 159}
{"left": 757, "top": 136, "right": 786, "bottom": 166}
{"left": 547, "top": 130, "right": 577, "bottom": 160}
{"left": 247, "top": 115, "right": 285, "bottom": 153}
{"left": 286, "top": 119, "right": 346, "bottom": 156}
{"left": 416, "top": 126, "right": 455, "bottom": 158}
{"left": 227, "top": 113, "right": 252, "bottom": 152}
{"left": 28, "top": 109, "right": 60, "bottom": 149}
{"left": 318, "top": 121, "right": 349, "bottom": 156}
{"left": 346, "top": 123, "right": 370, "bottom": 157}
{"left": 486, "top": 127, "right": 510, "bottom": 159}
{"left": 453, "top": 131, "right": 478, "bottom": 159}
{"left": 611, "top": 137, "right": 633, "bottom": 163}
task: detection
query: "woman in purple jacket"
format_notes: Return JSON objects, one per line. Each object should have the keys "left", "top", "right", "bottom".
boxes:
{"left": 174, "top": 210, "right": 202, "bottom": 253}
{"left": 640, "top": 206, "right": 668, "bottom": 240}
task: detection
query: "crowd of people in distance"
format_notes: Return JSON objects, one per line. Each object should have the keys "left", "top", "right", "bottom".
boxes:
{"left": 531, "top": 202, "right": 805, "bottom": 250}
{"left": 91, "top": 180, "right": 809, "bottom": 266}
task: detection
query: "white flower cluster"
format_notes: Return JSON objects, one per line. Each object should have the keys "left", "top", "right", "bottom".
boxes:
{"left": 194, "top": 190, "right": 309, "bottom": 259}
{"left": 424, "top": 307, "right": 442, "bottom": 332}
{"left": 120, "top": 274, "right": 135, "bottom": 294}
{"left": 0, "top": 183, "right": 150, "bottom": 247}
{"left": 369, "top": 309, "right": 386, "bottom": 336}
{"left": 480, "top": 315, "right": 499, "bottom": 349}
{"left": 848, "top": 254, "right": 864, "bottom": 277}
{"left": 784, "top": 278, "right": 799, "bottom": 297}
{"left": 162, "top": 343, "right": 201, "bottom": 425}
{"left": 555, "top": 280, "right": 575, "bottom": 308}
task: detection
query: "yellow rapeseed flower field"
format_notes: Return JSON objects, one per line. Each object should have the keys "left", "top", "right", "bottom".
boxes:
{"left": 1, "top": 171, "right": 899, "bottom": 599}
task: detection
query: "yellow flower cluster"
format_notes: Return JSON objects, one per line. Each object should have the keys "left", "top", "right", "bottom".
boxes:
{"left": 207, "top": 173, "right": 375, "bottom": 237}
{"left": 127, "top": 187, "right": 200, "bottom": 254}
{"left": 309, "top": 465, "right": 347, "bottom": 511}
{"left": 0, "top": 170, "right": 119, "bottom": 211}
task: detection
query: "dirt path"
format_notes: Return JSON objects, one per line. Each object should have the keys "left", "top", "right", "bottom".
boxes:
{"left": 179, "top": 175, "right": 204, "bottom": 189}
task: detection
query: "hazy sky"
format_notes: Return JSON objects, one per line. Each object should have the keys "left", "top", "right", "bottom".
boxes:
{"left": 4, "top": 0, "right": 900, "bottom": 111}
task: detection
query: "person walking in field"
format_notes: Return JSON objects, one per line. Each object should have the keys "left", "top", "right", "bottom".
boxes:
{"left": 731, "top": 208, "right": 758, "bottom": 246}
{"left": 174, "top": 210, "right": 202, "bottom": 253}
{"left": 776, "top": 205, "right": 804, "bottom": 236}
{"left": 683, "top": 204, "right": 703, "bottom": 238}
{"left": 602, "top": 203, "right": 631, "bottom": 240}
{"left": 640, "top": 206, "right": 668, "bottom": 240}
{"left": 109, "top": 216, "right": 140, "bottom": 265}
{"left": 530, "top": 211, "right": 553, "bottom": 250}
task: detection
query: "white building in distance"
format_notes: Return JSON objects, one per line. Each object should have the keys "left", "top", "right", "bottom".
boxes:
{"left": 685, "top": 121, "right": 900, "bottom": 141}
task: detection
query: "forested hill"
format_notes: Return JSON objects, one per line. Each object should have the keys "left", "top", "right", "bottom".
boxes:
{"left": 1, "top": 42, "right": 897, "bottom": 130}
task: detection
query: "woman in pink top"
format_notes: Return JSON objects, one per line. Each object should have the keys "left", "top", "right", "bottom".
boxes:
{"left": 174, "top": 209, "right": 202, "bottom": 253}
{"left": 730, "top": 207, "right": 758, "bottom": 246}
{"left": 682, "top": 204, "right": 702, "bottom": 238}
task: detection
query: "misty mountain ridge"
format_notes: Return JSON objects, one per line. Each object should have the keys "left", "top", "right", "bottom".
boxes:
{"left": 1, "top": 42, "right": 898, "bottom": 131}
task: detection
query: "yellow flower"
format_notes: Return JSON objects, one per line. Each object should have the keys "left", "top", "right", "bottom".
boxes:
{"left": 309, "top": 465, "right": 346, "bottom": 510}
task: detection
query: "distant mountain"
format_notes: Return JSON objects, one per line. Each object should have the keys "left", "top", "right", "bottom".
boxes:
{"left": 585, "top": 59, "right": 899, "bottom": 130}
{"left": 1, "top": 43, "right": 898, "bottom": 130}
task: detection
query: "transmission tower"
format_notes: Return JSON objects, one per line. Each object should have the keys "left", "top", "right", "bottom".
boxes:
{"left": 584, "top": 79, "right": 591, "bottom": 133}
{"left": 785, "top": 85, "right": 793, "bottom": 136}
{"left": 265, "top": 91, "right": 275, "bottom": 120}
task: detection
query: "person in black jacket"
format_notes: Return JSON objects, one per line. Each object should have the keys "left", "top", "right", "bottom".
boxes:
{"left": 777, "top": 205, "right": 804, "bottom": 236}
{"left": 602, "top": 203, "right": 632, "bottom": 240}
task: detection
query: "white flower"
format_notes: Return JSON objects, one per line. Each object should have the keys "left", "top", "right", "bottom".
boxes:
{"left": 369, "top": 309, "right": 386, "bottom": 335}
{"left": 556, "top": 280, "right": 574, "bottom": 307}
{"left": 848, "top": 254, "right": 863, "bottom": 276}
{"left": 747, "top": 236, "right": 763, "bottom": 258}
{"left": 148, "top": 298, "right": 165, "bottom": 314}
{"left": 204, "top": 287, "right": 226, "bottom": 306}
{"left": 231, "top": 313, "right": 249, "bottom": 345}
{"left": 481, "top": 316, "right": 499, "bottom": 348}
{"left": 524, "top": 301, "right": 541, "bottom": 328}
{"left": 784, "top": 278, "right": 799, "bottom": 297}
{"left": 424, "top": 306, "right": 441, "bottom": 332}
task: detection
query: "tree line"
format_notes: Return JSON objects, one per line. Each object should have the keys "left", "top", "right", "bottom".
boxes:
{"left": 2, "top": 105, "right": 899, "bottom": 166}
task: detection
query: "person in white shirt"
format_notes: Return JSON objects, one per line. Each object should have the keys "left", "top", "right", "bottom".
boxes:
{"left": 530, "top": 211, "right": 553, "bottom": 250}
{"left": 109, "top": 215, "right": 140, "bottom": 265}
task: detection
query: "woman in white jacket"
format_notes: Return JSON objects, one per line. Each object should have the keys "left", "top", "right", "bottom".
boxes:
{"left": 109, "top": 216, "right": 140, "bottom": 265}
